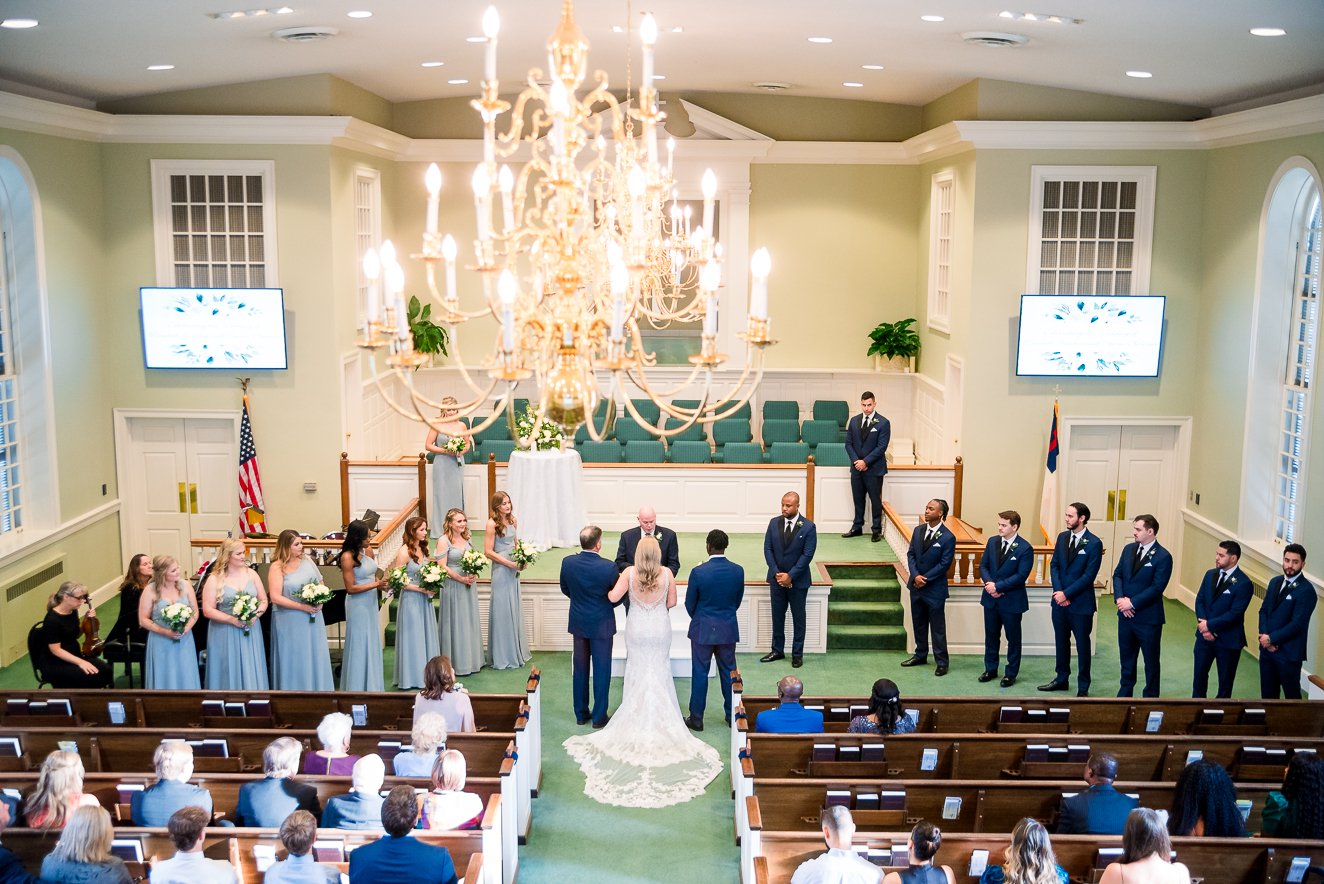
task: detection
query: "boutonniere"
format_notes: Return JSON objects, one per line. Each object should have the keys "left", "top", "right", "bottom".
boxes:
{"left": 794, "top": 520, "right": 803, "bottom": 530}
{"left": 1228, "top": 576, "right": 1237, "bottom": 585}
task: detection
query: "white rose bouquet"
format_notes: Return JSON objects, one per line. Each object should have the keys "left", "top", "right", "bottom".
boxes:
{"left": 443, "top": 436, "right": 468, "bottom": 458}
{"left": 511, "top": 539, "right": 541, "bottom": 568}
{"left": 418, "top": 560, "right": 446, "bottom": 596}
{"left": 160, "top": 602, "right": 192, "bottom": 636}
{"left": 231, "top": 592, "right": 260, "bottom": 635}
{"left": 298, "top": 581, "right": 334, "bottom": 621}
{"left": 459, "top": 548, "right": 487, "bottom": 578}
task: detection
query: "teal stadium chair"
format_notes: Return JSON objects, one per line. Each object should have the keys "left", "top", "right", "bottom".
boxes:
{"left": 577, "top": 440, "right": 622, "bottom": 463}
{"left": 722, "top": 402, "right": 753, "bottom": 421}
{"left": 624, "top": 440, "right": 666, "bottom": 463}
{"left": 668, "top": 440, "right": 712, "bottom": 463}
{"left": 767, "top": 441, "right": 811, "bottom": 464}
{"left": 812, "top": 442, "right": 851, "bottom": 466}
{"left": 762, "top": 400, "right": 799, "bottom": 421}
{"left": 761, "top": 418, "right": 801, "bottom": 445}
{"left": 671, "top": 399, "right": 703, "bottom": 413}
{"left": 712, "top": 418, "right": 753, "bottom": 447}
{"left": 512, "top": 397, "right": 530, "bottom": 416}
{"left": 614, "top": 417, "right": 655, "bottom": 443}
{"left": 813, "top": 400, "right": 850, "bottom": 438}
{"left": 629, "top": 399, "right": 662, "bottom": 425}
{"left": 573, "top": 400, "right": 615, "bottom": 445}
{"left": 719, "top": 442, "right": 765, "bottom": 464}
{"left": 479, "top": 439, "right": 517, "bottom": 463}
{"left": 470, "top": 414, "right": 512, "bottom": 443}
{"left": 801, "top": 419, "right": 841, "bottom": 449}
{"left": 663, "top": 415, "right": 707, "bottom": 443}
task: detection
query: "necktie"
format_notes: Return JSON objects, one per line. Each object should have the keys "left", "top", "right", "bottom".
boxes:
{"left": 926, "top": 528, "right": 937, "bottom": 545}
{"left": 1279, "top": 579, "right": 1294, "bottom": 604}
{"left": 1133, "top": 545, "right": 1144, "bottom": 569}
{"left": 783, "top": 520, "right": 794, "bottom": 546}
{"left": 1000, "top": 540, "right": 1011, "bottom": 562}
{"left": 1213, "top": 572, "right": 1226, "bottom": 594}
{"left": 1069, "top": 535, "right": 1079, "bottom": 554}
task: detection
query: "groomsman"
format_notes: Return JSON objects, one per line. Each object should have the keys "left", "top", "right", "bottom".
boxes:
{"left": 841, "top": 391, "right": 890, "bottom": 542}
{"left": 684, "top": 529, "right": 744, "bottom": 730}
{"left": 978, "top": 510, "right": 1034, "bottom": 687}
{"left": 1112, "top": 514, "right": 1172, "bottom": 698}
{"left": 1040, "top": 502, "right": 1103, "bottom": 696}
{"left": 1258, "top": 543, "right": 1315, "bottom": 699}
{"left": 761, "top": 491, "right": 817, "bottom": 668}
{"left": 1192, "top": 540, "right": 1252, "bottom": 698}
{"left": 901, "top": 499, "right": 955, "bottom": 676}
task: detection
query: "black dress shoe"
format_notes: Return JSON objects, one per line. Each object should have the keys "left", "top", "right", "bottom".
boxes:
{"left": 978, "top": 671, "right": 997, "bottom": 682}
{"left": 841, "top": 529, "right": 862, "bottom": 538}
{"left": 900, "top": 656, "right": 927, "bottom": 667}
{"left": 792, "top": 656, "right": 804, "bottom": 668}
{"left": 683, "top": 716, "right": 704, "bottom": 732}
{"left": 871, "top": 532, "right": 882, "bottom": 542}
{"left": 759, "top": 651, "right": 785, "bottom": 663}
{"left": 934, "top": 666, "right": 948, "bottom": 677}
{"left": 592, "top": 714, "right": 611, "bottom": 729}
{"left": 1037, "top": 680, "right": 1069, "bottom": 692}
{"left": 576, "top": 717, "right": 590, "bottom": 726}
{"left": 1076, "top": 690, "right": 1089, "bottom": 697}
{"left": 1000, "top": 676, "right": 1016, "bottom": 688}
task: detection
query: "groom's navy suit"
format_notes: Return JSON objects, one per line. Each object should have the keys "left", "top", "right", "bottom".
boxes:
{"left": 561, "top": 549, "right": 622, "bottom": 725}
{"left": 685, "top": 554, "right": 744, "bottom": 723}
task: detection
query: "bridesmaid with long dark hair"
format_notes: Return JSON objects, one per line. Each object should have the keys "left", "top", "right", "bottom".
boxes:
{"left": 268, "top": 529, "right": 334, "bottom": 691}
{"left": 138, "top": 555, "right": 201, "bottom": 690}
{"left": 392, "top": 516, "right": 440, "bottom": 689}
{"left": 339, "top": 520, "right": 384, "bottom": 692}
{"left": 105, "top": 554, "right": 150, "bottom": 660}
{"left": 485, "top": 491, "right": 531, "bottom": 669}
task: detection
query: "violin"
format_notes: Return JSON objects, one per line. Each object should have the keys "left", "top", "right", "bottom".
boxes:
{"left": 80, "top": 608, "right": 104, "bottom": 657}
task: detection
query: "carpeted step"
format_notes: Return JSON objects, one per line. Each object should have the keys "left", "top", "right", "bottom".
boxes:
{"left": 824, "top": 565, "right": 897, "bottom": 582}
{"left": 829, "top": 601, "right": 904, "bottom": 626}
{"left": 827, "top": 624, "right": 909, "bottom": 650}
{"left": 830, "top": 580, "right": 901, "bottom": 603}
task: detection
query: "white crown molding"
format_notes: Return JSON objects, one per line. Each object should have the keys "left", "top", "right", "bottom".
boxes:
{"left": 952, "top": 119, "right": 1204, "bottom": 151}
{"left": 680, "top": 99, "right": 773, "bottom": 141}
{"left": 1194, "top": 93, "right": 1324, "bottom": 148}
{"left": 0, "top": 91, "right": 113, "bottom": 140}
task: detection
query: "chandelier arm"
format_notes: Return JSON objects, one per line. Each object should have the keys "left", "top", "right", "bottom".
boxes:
{"left": 419, "top": 261, "right": 493, "bottom": 321}
{"left": 367, "top": 354, "right": 493, "bottom": 436}
{"left": 438, "top": 324, "right": 507, "bottom": 397}
{"left": 625, "top": 360, "right": 705, "bottom": 403}
{"left": 396, "top": 362, "right": 505, "bottom": 422}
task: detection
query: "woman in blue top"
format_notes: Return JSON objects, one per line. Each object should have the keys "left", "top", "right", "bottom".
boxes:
{"left": 202, "top": 537, "right": 269, "bottom": 690}
{"left": 339, "top": 520, "right": 385, "bottom": 692}
{"left": 978, "top": 818, "right": 1068, "bottom": 884}
{"left": 882, "top": 820, "right": 955, "bottom": 884}
{"left": 392, "top": 516, "right": 440, "bottom": 689}
{"left": 138, "top": 555, "right": 200, "bottom": 690}
{"left": 848, "top": 678, "right": 917, "bottom": 734}
{"left": 268, "top": 529, "right": 334, "bottom": 691}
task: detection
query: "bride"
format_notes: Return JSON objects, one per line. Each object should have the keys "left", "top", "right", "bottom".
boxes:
{"left": 563, "top": 536, "right": 723, "bottom": 808}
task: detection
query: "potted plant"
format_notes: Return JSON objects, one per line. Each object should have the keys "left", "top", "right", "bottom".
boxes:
{"left": 866, "top": 317, "right": 920, "bottom": 372}
{"left": 407, "top": 295, "right": 450, "bottom": 366}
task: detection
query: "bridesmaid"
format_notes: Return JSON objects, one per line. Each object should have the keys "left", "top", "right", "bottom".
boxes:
{"left": 437, "top": 507, "right": 484, "bottom": 676}
{"left": 268, "top": 529, "right": 334, "bottom": 691}
{"left": 138, "top": 555, "right": 201, "bottom": 689}
{"left": 392, "top": 516, "right": 440, "bottom": 690}
{"left": 424, "top": 396, "right": 469, "bottom": 540}
{"left": 484, "top": 492, "right": 531, "bottom": 669}
{"left": 338, "top": 520, "right": 384, "bottom": 692}
{"left": 202, "top": 537, "right": 269, "bottom": 690}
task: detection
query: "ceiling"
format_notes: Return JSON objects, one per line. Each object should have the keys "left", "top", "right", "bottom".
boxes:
{"left": 0, "top": 0, "right": 1322, "bottom": 115}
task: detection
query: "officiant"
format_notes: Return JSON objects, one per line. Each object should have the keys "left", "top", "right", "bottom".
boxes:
{"left": 615, "top": 506, "right": 681, "bottom": 576}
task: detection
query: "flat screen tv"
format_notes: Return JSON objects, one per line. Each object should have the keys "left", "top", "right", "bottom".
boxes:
{"left": 1015, "top": 294, "right": 1165, "bottom": 378}
{"left": 140, "top": 287, "right": 288, "bottom": 370}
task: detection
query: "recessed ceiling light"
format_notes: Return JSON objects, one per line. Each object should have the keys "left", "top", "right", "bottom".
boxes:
{"left": 670, "top": 26, "right": 683, "bottom": 33}
{"left": 421, "top": 61, "right": 445, "bottom": 68}
{"left": 147, "top": 64, "right": 175, "bottom": 71}
{"left": 206, "top": 6, "right": 293, "bottom": 19}
{"left": 448, "top": 78, "right": 469, "bottom": 85}
{"left": 465, "top": 35, "right": 486, "bottom": 43}
{"left": 612, "top": 25, "right": 624, "bottom": 33}
{"left": 862, "top": 64, "right": 884, "bottom": 71}
{"left": 807, "top": 36, "right": 833, "bottom": 44}
{"left": 921, "top": 15, "right": 945, "bottom": 23}
{"left": 1126, "top": 70, "right": 1153, "bottom": 79}
{"left": 0, "top": 18, "right": 38, "bottom": 28}
{"left": 843, "top": 82, "right": 864, "bottom": 88}
{"left": 1250, "top": 27, "right": 1286, "bottom": 37}
{"left": 347, "top": 10, "right": 372, "bottom": 19}
{"left": 651, "top": 74, "right": 666, "bottom": 81}
{"left": 999, "top": 10, "right": 1084, "bottom": 24}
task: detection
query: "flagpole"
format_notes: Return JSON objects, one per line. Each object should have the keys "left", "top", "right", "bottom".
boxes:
{"left": 238, "top": 377, "right": 268, "bottom": 536}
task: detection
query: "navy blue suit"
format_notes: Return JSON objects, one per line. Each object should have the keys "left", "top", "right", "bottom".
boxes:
{"left": 1258, "top": 573, "right": 1317, "bottom": 699}
{"left": 979, "top": 535, "right": 1034, "bottom": 678}
{"left": 560, "top": 549, "right": 623, "bottom": 724}
{"left": 1112, "top": 541, "right": 1173, "bottom": 697}
{"left": 0, "top": 845, "right": 47, "bottom": 884}
{"left": 764, "top": 514, "right": 818, "bottom": 656}
{"left": 1056, "top": 783, "right": 1138, "bottom": 835}
{"left": 615, "top": 526, "right": 681, "bottom": 575}
{"left": 685, "top": 555, "right": 744, "bottom": 722}
{"left": 906, "top": 521, "right": 956, "bottom": 667}
{"left": 844, "top": 413, "right": 890, "bottom": 533}
{"left": 130, "top": 779, "right": 214, "bottom": 826}
{"left": 347, "top": 834, "right": 457, "bottom": 884}
{"left": 754, "top": 702, "right": 825, "bottom": 733}
{"left": 234, "top": 777, "right": 320, "bottom": 827}
{"left": 1049, "top": 529, "right": 1103, "bottom": 692}
{"left": 1192, "top": 566, "right": 1252, "bottom": 698}
{"left": 321, "top": 790, "right": 385, "bottom": 829}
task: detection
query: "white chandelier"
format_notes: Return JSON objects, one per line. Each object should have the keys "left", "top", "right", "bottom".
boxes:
{"left": 359, "top": 0, "right": 775, "bottom": 442}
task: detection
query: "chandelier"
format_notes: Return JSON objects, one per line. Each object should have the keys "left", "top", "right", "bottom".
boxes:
{"left": 358, "top": 0, "right": 775, "bottom": 443}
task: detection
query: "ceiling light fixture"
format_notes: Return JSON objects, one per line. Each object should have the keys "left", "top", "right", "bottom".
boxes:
{"left": 1126, "top": 70, "right": 1153, "bottom": 79}
{"left": 447, "top": 78, "right": 469, "bottom": 85}
{"left": 843, "top": 82, "right": 863, "bottom": 88}
{"left": 920, "top": 15, "right": 945, "bottom": 23}
{"left": 421, "top": 61, "right": 445, "bottom": 67}
{"left": 466, "top": 35, "right": 487, "bottom": 43}
{"left": 347, "top": 10, "right": 372, "bottom": 19}
{"left": 147, "top": 64, "right": 176, "bottom": 71}
{"left": 0, "top": 18, "right": 38, "bottom": 28}
{"left": 807, "top": 36, "right": 833, "bottom": 43}
{"left": 999, "top": 10, "right": 1083, "bottom": 24}
{"left": 651, "top": 74, "right": 665, "bottom": 80}
{"left": 207, "top": 6, "right": 294, "bottom": 20}
{"left": 670, "top": 26, "right": 682, "bottom": 33}
{"left": 862, "top": 64, "right": 884, "bottom": 71}
{"left": 1250, "top": 27, "right": 1286, "bottom": 37}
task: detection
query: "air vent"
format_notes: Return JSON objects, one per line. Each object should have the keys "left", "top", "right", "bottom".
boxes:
{"left": 961, "top": 31, "right": 1030, "bottom": 47}
{"left": 753, "top": 82, "right": 792, "bottom": 92}
{"left": 272, "top": 25, "right": 338, "bottom": 43}
{"left": 6, "top": 559, "right": 64, "bottom": 602}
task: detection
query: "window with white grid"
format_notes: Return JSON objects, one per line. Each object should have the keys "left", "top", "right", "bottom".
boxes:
{"left": 0, "top": 233, "right": 21, "bottom": 534}
{"left": 354, "top": 169, "right": 382, "bottom": 326}
{"left": 1027, "top": 166, "right": 1156, "bottom": 296}
{"left": 151, "top": 160, "right": 278, "bottom": 288}
{"left": 927, "top": 172, "right": 954, "bottom": 333}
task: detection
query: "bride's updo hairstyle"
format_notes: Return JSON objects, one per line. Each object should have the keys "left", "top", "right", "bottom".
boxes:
{"left": 634, "top": 536, "right": 662, "bottom": 594}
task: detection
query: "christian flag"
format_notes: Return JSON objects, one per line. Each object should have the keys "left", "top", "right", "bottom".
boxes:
{"left": 1038, "top": 400, "right": 1060, "bottom": 542}
{"left": 238, "top": 396, "right": 267, "bottom": 535}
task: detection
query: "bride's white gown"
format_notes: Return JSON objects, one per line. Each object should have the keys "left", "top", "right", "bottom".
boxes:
{"left": 563, "top": 571, "right": 723, "bottom": 808}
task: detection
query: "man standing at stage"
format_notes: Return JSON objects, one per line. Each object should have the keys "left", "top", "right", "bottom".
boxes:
{"left": 978, "top": 510, "right": 1034, "bottom": 688}
{"left": 1192, "top": 539, "right": 1251, "bottom": 699}
{"left": 1040, "top": 502, "right": 1103, "bottom": 696}
{"left": 762, "top": 491, "right": 817, "bottom": 668}
{"left": 901, "top": 499, "right": 955, "bottom": 677}
{"left": 1258, "top": 543, "right": 1315, "bottom": 699}
{"left": 1113, "top": 514, "right": 1172, "bottom": 698}
{"left": 841, "top": 391, "right": 890, "bottom": 543}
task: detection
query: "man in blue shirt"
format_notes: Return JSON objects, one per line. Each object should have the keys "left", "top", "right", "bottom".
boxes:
{"left": 263, "top": 811, "right": 338, "bottom": 883}
{"left": 347, "top": 786, "right": 457, "bottom": 884}
{"left": 754, "top": 676, "right": 825, "bottom": 733}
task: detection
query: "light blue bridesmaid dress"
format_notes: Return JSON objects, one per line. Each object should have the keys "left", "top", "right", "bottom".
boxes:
{"left": 395, "top": 557, "right": 440, "bottom": 689}
{"left": 340, "top": 553, "right": 384, "bottom": 692}
{"left": 144, "top": 594, "right": 201, "bottom": 689}
{"left": 439, "top": 541, "right": 484, "bottom": 676}
{"left": 488, "top": 530, "right": 530, "bottom": 670}
{"left": 270, "top": 556, "right": 334, "bottom": 691}
{"left": 430, "top": 431, "right": 466, "bottom": 539}
{"left": 205, "top": 578, "right": 269, "bottom": 691}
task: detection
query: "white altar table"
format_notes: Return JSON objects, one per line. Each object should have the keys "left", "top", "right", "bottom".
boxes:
{"left": 506, "top": 449, "right": 587, "bottom": 548}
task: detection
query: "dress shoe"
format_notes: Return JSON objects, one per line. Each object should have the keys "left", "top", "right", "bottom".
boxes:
{"left": 576, "top": 717, "right": 590, "bottom": 726}
{"left": 934, "top": 666, "right": 948, "bottom": 677}
{"left": 900, "top": 656, "right": 928, "bottom": 667}
{"left": 592, "top": 715, "right": 611, "bottom": 729}
{"left": 841, "top": 529, "right": 863, "bottom": 538}
{"left": 1037, "top": 680, "right": 1069, "bottom": 692}
{"left": 792, "top": 656, "right": 804, "bottom": 668}
{"left": 683, "top": 715, "right": 704, "bottom": 732}
{"left": 1000, "top": 676, "right": 1017, "bottom": 688}
{"left": 1076, "top": 690, "right": 1090, "bottom": 697}
{"left": 871, "top": 532, "right": 882, "bottom": 543}
{"left": 978, "top": 671, "right": 997, "bottom": 683}
{"left": 759, "top": 651, "right": 785, "bottom": 663}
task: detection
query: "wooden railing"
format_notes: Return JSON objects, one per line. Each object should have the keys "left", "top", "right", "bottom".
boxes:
{"left": 339, "top": 452, "right": 428, "bottom": 526}
{"left": 883, "top": 499, "right": 1055, "bottom": 588}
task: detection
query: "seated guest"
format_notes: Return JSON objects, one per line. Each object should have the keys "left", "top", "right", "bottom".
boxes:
{"left": 236, "top": 738, "right": 320, "bottom": 828}
{"left": 39, "top": 806, "right": 130, "bottom": 884}
{"left": 394, "top": 713, "right": 447, "bottom": 778}
{"left": 131, "top": 740, "right": 213, "bottom": 826}
{"left": 754, "top": 676, "right": 825, "bottom": 733}
{"left": 1263, "top": 751, "right": 1324, "bottom": 839}
{"left": 425, "top": 750, "right": 484, "bottom": 831}
{"left": 104, "top": 553, "right": 150, "bottom": 665}
{"left": 151, "top": 806, "right": 237, "bottom": 884}
{"left": 882, "top": 821, "right": 955, "bottom": 884}
{"left": 790, "top": 806, "right": 881, "bottom": 883}
{"left": 262, "top": 810, "right": 337, "bottom": 883}
{"left": 978, "top": 817, "right": 1067, "bottom": 884}
{"left": 23, "top": 750, "right": 99, "bottom": 830}
{"left": 1167, "top": 759, "right": 1245, "bottom": 837}
{"left": 412, "top": 656, "right": 476, "bottom": 733}
{"left": 321, "top": 755, "right": 385, "bottom": 830}
{"left": 347, "top": 786, "right": 457, "bottom": 884}
{"left": 1099, "top": 809, "right": 1191, "bottom": 884}
{"left": 302, "top": 712, "right": 359, "bottom": 776}
{"left": 848, "top": 678, "right": 916, "bottom": 735}
{"left": 1056, "top": 752, "right": 1137, "bottom": 835}
{"left": 0, "top": 795, "right": 48, "bottom": 884}
{"left": 41, "top": 582, "right": 113, "bottom": 689}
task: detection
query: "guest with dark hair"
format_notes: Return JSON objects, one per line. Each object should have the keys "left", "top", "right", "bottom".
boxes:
{"left": 1167, "top": 759, "right": 1245, "bottom": 837}
{"left": 849, "top": 678, "right": 916, "bottom": 735}
{"left": 41, "top": 582, "right": 113, "bottom": 689}
{"left": 1099, "top": 809, "right": 1190, "bottom": 884}
{"left": 338, "top": 519, "right": 385, "bottom": 692}
{"left": 235, "top": 738, "right": 320, "bottom": 828}
{"left": 104, "top": 553, "right": 151, "bottom": 669}
{"left": 321, "top": 755, "right": 385, "bottom": 831}
{"left": 131, "top": 741, "right": 213, "bottom": 826}
{"left": 394, "top": 712, "right": 447, "bottom": 778}
{"left": 790, "top": 805, "right": 882, "bottom": 883}
{"left": 39, "top": 806, "right": 131, "bottom": 884}
{"left": 978, "top": 818, "right": 1067, "bottom": 884}
{"left": 883, "top": 820, "right": 955, "bottom": 884}
{"left": 413, "top": 656, "right": 476, "bottom": 733}
{"left": 151, "top": 806, "right": 237, "bottom": 884}
{"left": 1056, "top": 753, "right": 1137, "bottom": 835}
{"left": 425, "top": 750, "right": 484, "bottom": 831}
{"left": 1263, "top": 751, "right": 1324, "bottom": 839}
{"left": 346, "top": 786, "right": 457, "bottom": 884}
{"left": 262, "top": 810, "right": 337, "bottom": 883}
{"left": 0, "top": 795, "right": 47, "bottom": 884}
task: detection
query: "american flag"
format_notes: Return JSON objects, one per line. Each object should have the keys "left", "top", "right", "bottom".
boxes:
{"left": 238, "top": 396, "right": 267, "bottom": 534}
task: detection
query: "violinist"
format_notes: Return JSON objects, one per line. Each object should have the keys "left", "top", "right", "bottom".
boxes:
{"left": 41, "top": 581, "right": 113, "bottom": 688}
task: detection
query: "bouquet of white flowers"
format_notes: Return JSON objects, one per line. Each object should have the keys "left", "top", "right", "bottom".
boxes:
{"left": 298, "top": 581, "right": 334, "bottom": 622}
{"left": 160, "top": 602, "right": 192, "bottom": 636}
{"left": 511, "top": 539, "right": 541, "bottom": 568}
{"left": 459, "top": 548, "right": 487, "bottom": 577}
{"left": 514, "top": 404, "right": 565, "bottom": 451}
{"left": 231, "top": 592, "right": 259, "bottom": 635}
{"left": 443, "top": 436, "right": 468, "bottom": 457}
{"left": 382, "top": 565, "right": 408, "bottom": 606}
{"left": 418, "top": 560, "right": 446, "bottom": 596}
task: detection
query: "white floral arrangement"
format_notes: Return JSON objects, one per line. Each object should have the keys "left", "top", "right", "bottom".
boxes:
{"left": 298, "top": 581, "right": 334, "bottom": 622}
{"left": 160, "top": 602, "right": 192, "bottom": 636}
{"left": 443, "top": 436, "right": 469, "bottom": 457}
{"left": 382, "top": 565, "right": 408, "bottom": 606}
{"left": 511, "top": 539, "right": 541, "bottom": 568}
{"left": 458, "top": 548, "right": 488, "bottom": 577}
{"left": 231, "top": 592, "right": 260, "bottom": 635}
{"left": 418, "top": 560, "right": 446, "bottom": 596}
{"left": 514, "top": 404, "right": 564, "bottom": 451}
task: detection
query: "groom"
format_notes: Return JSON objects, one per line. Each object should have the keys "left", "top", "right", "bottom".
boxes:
{"left": 684, "top": 529, "right": 744, "bottom": 731}
{"left": 561, "top": 525, "right": 623, "bottom": 728}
